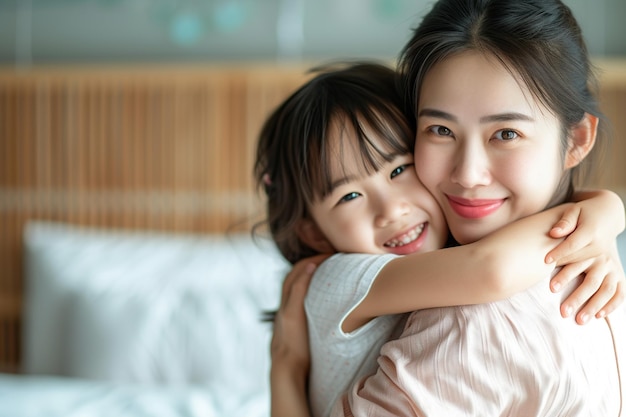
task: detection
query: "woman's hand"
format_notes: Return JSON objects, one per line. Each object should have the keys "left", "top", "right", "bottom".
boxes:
{"left": 271, "top": 259, "right": 317, "bottom": 373}
{"left": 270, "top": 255, "right": 328, "bottom": 417}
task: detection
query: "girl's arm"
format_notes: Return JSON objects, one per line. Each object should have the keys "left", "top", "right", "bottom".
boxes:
{"left": 343, "top": 203, "right": 570, "bottom": 331}
{"left": 344, "top": 190, "right": 625, "bottom": 332}
{"left": 270, "top": 257, "right": 325, "bottom": 417}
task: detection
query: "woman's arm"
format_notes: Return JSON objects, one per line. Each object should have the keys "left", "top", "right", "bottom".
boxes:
{"left": 270, "top": 257, "right": 325, "bottom": 417}
{"left": 344, "top": 190, "right": 625, "bottom": 332}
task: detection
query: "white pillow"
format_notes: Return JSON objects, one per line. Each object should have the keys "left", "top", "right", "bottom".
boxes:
{"left": 23, "top": 221, "right": 289, "bottom": 395}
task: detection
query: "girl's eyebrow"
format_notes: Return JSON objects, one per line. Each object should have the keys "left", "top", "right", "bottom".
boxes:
{"left": 418, "top": 108, "right": 534, "bottom": 123}
{"left": 324, "top": 152, "right": 408, "bottom": 197}
{"left": 327, "top": 175, "right": 357, "bottom": 196}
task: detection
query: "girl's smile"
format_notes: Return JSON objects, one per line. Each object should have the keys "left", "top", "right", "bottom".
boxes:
{"left": 383, "top": 222, "right": 429, "bottom": 256}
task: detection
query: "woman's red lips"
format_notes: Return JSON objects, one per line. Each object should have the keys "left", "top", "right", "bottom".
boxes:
{"left": 447, "top": 195, "right": 504, "bottom": 219}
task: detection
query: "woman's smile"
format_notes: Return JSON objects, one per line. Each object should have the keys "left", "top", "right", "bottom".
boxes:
{"left": 446, "top": 196, "right": 505, "bottom": 219}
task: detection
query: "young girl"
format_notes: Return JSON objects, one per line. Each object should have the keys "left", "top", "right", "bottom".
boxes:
{"left": 255, "top": 62, "right": 625, "bottom": 417}
{"left": 333, "top": 0, "right": 626, "bottom": 415}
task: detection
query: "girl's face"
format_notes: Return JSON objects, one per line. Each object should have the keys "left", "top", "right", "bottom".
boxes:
{"left": 301, "top": 120, "right": 448, "bottom": 256}
{"left": 415, "top": 51, "right": 572, "bottom": 244}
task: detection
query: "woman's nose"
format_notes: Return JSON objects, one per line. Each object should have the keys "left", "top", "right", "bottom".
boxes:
{"left": 450, "top": 142, "right": 491, "bottom": 188}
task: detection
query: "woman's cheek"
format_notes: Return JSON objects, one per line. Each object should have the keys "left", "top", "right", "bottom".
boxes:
{"left": 414, "top": 142, "right": 446, "bottom": 190}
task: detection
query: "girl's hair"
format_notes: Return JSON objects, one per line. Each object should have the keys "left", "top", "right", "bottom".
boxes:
{"left": 254, "top": 62, "right": 414, "bottom": 264}
{"left": 398, "top": 0, "right": 609, "bottom": 200}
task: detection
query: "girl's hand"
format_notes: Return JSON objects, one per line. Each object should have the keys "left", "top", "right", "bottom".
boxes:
{"left": 545, "top": 190, "right": 624, "bottom": 265}
{"left": 544, "top": 190, "right": 625, "bottom": 325}
{"left": 551, "top": 243, "right": 625, "bottom": 325}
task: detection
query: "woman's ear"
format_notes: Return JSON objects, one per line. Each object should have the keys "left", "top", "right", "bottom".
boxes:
{"left": 295, "top": 218, "right": 334, "bottom": 254}
{"left": 565, "top": 113, "right": 598, "bottom": 169}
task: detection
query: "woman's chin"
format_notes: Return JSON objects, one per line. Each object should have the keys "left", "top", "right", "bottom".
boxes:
{"left": 450, "top": 227, "right": 495, "bottom": 245}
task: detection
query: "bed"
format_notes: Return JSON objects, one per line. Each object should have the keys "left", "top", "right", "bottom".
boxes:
{"left": 3, "top": 227, "right": 626, "bottom": 417}
{"left": 0, "top": 221, "right": 289, "bottom": 416}
{"left": 0, "top": 64, "right": 313, "bottom": 416}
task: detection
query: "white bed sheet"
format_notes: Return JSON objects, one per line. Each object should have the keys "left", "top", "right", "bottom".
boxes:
{"left": 0, "top": 374, "right": 268, "bottom": 417}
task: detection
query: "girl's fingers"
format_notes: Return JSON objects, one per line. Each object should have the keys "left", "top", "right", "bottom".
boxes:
{"left": 559, "top": 262, "right": 607, "bottom": 319}
{"left": 573, "top": 273, "right": 617, "bottom": 324}
{"left": 594, "top": 281, "right": 625, "bottom": 319}
{"left": 550, "top": 260, "right": 591, "bottom": 292}
{"left": 545, "top": 237, "right": 592, "bottom": 265}
{"left": 548, "top": 205, "right": 580, "bottom": 238}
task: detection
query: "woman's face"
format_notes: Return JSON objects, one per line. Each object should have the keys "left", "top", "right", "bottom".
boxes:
{"left": 414, "top": 51, "right": 569, "bottom": 244}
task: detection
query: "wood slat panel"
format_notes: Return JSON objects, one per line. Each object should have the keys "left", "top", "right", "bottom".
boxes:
{"left": 0, "top": 64, "right": 310, "bottom": 372}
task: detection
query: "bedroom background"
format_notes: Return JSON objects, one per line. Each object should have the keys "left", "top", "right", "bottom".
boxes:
{"left": 0, "top": 0, "right": 625, "bottom": 415}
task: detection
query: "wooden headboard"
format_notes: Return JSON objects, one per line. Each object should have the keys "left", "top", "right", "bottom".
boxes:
{"left": 0, "top": 63, "right": 311, "bottom": 372}
{"left": 1, "top": 60, "right": 625, "bottom": 373}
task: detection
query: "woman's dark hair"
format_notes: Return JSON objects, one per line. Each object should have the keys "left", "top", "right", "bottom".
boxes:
{"left": 254, "top": 62, "right": 414, "bottom": 264}
{"left": 398, "top": 0, "right": 609, "bottom": 201}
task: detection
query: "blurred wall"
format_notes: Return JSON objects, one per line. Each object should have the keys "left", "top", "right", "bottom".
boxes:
{"left": 0, "top": 0, "right": 624, "bottom": 67}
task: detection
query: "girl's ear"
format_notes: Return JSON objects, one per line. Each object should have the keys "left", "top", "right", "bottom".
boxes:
{"left": 565, "top": 113, "right": 598, "bottom": 169}
{"left": 295, "top": 218, "right": 334, "bottom": 254}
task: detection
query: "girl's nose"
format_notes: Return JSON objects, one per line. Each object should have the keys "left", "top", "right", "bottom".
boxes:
{"left": 374, "top": 194, "right": 410, "bottom": 228}
{"left": 450, "top": 141, "right": 491, "bottom": 189}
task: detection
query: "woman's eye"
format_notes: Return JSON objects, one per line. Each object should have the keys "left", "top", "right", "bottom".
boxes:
{"left": 429, "top": 125, "right": 452, "bottom": 136}
{"left": 338, "top": 192, "right": 361, "bottom": 204}
{"left": 495, "top": 129, "right": 518, "bottom": 141}
{"left": 390, "top": 163, "right": 413, "bottom": 179}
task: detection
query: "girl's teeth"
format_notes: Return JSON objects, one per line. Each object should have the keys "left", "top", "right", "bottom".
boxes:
{"left": 385, "top": 224, "right": 425, "bottom": 247}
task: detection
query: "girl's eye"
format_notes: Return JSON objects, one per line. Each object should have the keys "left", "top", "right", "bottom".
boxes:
{"left": 338, "top": 192, "right": 361, "bottom": 204}
{"left": 494, "top": 129, "right": 519, "bottom": 141}
{"left": 390, "top": 163, "right": 414, "bottom": 179}
{"left": 429, "top": 125, "right": 453, "bottom": 136}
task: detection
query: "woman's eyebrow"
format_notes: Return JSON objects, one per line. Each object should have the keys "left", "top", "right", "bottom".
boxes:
{"left": 418, "top": 108, "right": 534, "bottom": 123}
{"left": 417, "top": 108, "right": 456, "bottom": 121}
{"left": 479, "top": 112, "right": 534, "bottom": 123}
